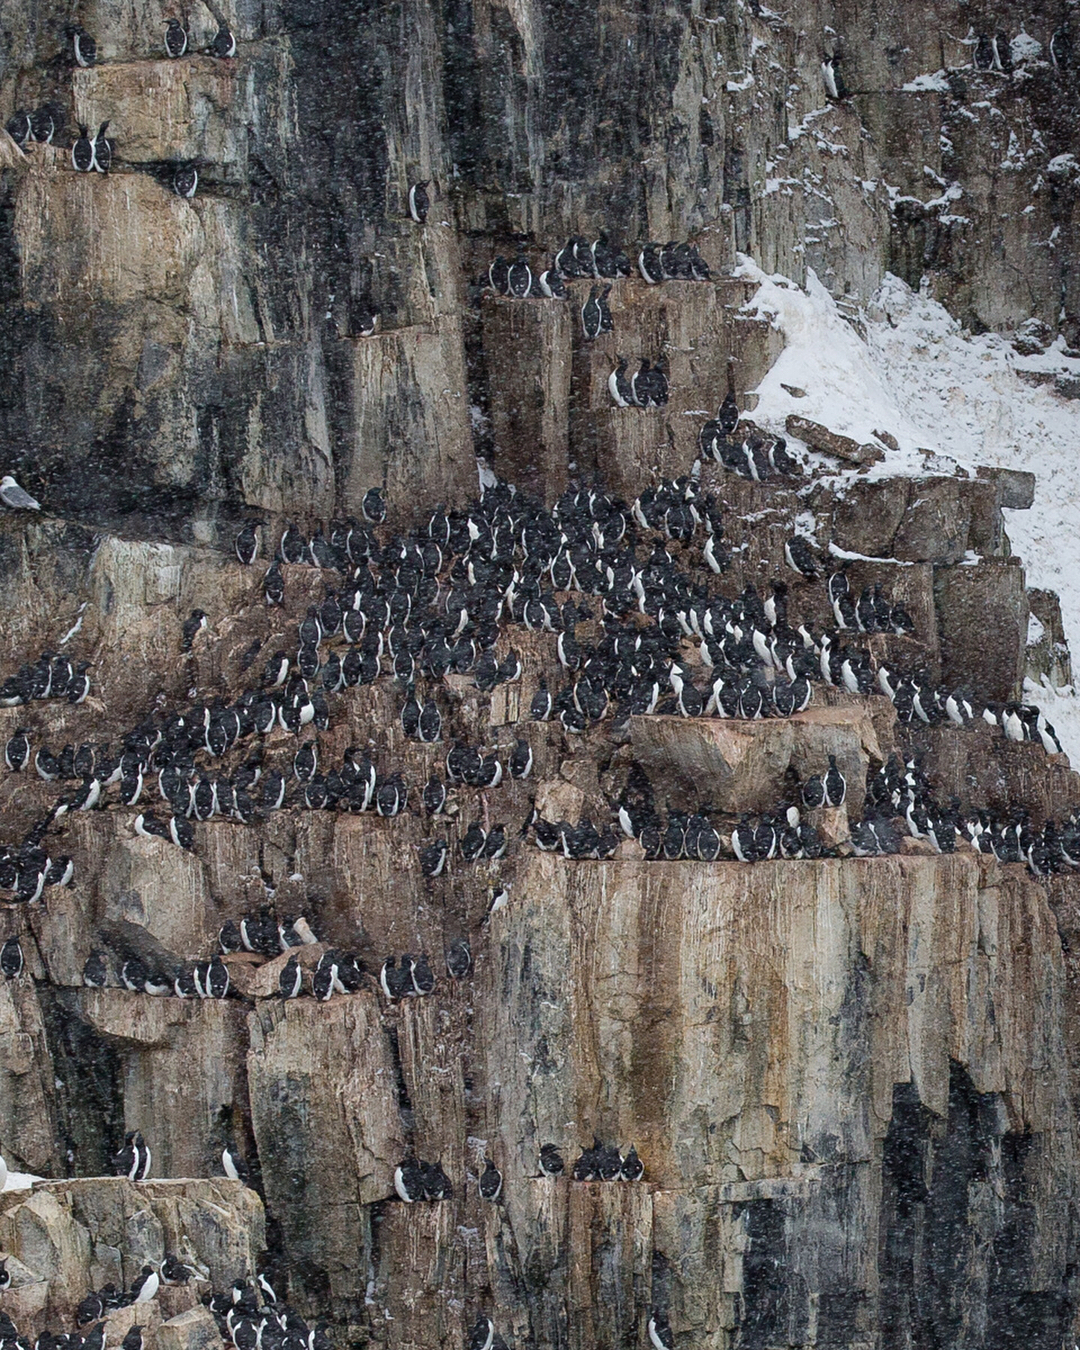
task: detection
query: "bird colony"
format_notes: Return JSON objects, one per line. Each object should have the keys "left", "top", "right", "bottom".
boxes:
{"left": 1, "top": 13, "right": 1077, "bottom": 1350}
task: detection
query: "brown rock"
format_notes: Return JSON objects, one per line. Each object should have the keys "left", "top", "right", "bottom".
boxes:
{"left": 786, "top": 415, "right": 885, "bottom": 466}
{"left": 892, "top": 477, "right": 971, "bottom": 563}
{"left": 830, "top": 476, "right": 911, "bottom": 557}
{"left": 934, "top": 561, "right": 1028, "bottom": 704}
{"left": 156, "top": 1305, "right": 223, "bottom": 1350}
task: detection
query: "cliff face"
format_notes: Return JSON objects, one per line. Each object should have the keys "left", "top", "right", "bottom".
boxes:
{"left": 2, "top": 2, "right": 1080, "bottom": 1350}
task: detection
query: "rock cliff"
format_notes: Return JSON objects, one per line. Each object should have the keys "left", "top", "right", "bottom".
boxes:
{"left": 1, "top": 2, "right": 1080, "bottom": 1349}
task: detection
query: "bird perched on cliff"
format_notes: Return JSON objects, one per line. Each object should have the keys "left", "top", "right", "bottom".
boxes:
{"left": 82, "top": 951, "right": 108, "bottom": 987}
{"left": 5, "top": 111, "right": 31, "bottom": 148}
{"left": 408, "top": 181, "right": 430, "bottom": 224}
{"left": 823, "top": 754, "right": 846, "bottom": 806}
{"left": 181, "top": 610, "right": 208, "bottom": 651}
{"left": 164, "top": 18, "right": 188, "bottom": 57}
{"left": 647, "top": 1311, "right": 674, "bottom": 1350}
{"left": 361, "top": 486, "right": 386, "bottom": 524}
{"left": 0, "top": 937, "right": 23, "bottom": 978}
{"left": 4, "top": 728, "right": 30, "bottom": 772}
{"left": 479, "top": 1158, "right": 502, "bottom": 1201}
{"left": 420, "top": 839, "right": 448, "bottom": 878}
{"left": 581, "top": 286, "right": 604, "bottom": 340}
{"left": 535, "top": 265, "right": 566, "bottom": 298}
{"left": 621, "top": 1145, "right": 644, "bottom": 1181}
{"left": 131, "top": 1266, "right": 159, "bottom": 1303}
{"left": 445, "top": 939, "right": 471, "bottom": 979}
{"left": 821, "top": 54, "right": 848, "bottom": 99}
{"left": 488, "top": 256, "right": 510, "bottom": 295}
{"left": 67, "top": 25, "right": 97, "bottom": 66}
{"left": 221, "top": 1141, "right": 250, "bottom": 1184}
{"left": 0, "top": 475, "right": 41, "bottom": 510}
{"left": 234, "top": 521, "right": 259, "bottom": 565}
{"left": 973, "top": 33, "right": 994, "bottom": 70}
{"left": 539, "top": 1143, "right": 564, "bottom": 1176}
{"left": 160, "top": 1254, "right": 192, "bottom": 1285}
{"left": 173, "top": 163, "right": 198, "bottom": 198}
{"left": 209, "top": 24, "right": 236, "bottom": 57}
{"left": 507, "top": 251, "right": 532, "bottom": 298}
{"left": 121, "top": 1327, "right": 144, "bottom": 1350}
{"left": 784, "top": 535, "right": 818, "bottom": 578}
{"left": 0, "top": 1259, "right": 8, "bottom": 1290}
{"left": 93, "top": 121, "right": 112, "bottom": 173}
{"left": 394, "top": 1156, "right": 426, "bottom": 1202}
{"left": 278, "top": 954, "right": 302, "bottom": 1000}
{"left": 468, "top": 1318, "right": 494, "bottom": 1350}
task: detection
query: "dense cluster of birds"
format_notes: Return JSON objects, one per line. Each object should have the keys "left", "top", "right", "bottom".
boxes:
{"left": 698, "top": 394, "right": 802, "bottom": 480}
{"left": 0, "top": 652, "right": 91, "bottom": 709}
{"left": 483, "top": 234, "right": 711, "bottom": 305}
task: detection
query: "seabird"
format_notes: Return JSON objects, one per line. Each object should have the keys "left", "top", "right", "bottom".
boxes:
{"left": 408, "top": 180, "right": 431, "bottom": 224}
{"left": 823, "top": 755, "right": 846, "bottom": 806}
{"left": 83, "top": 950, "right": 108, "bottom": 987}
{"left": 4, "top": 728, "right": 30, "bottom": 772}
{"left": 784, "top": 536, "right": 818, "bottom": 578}
{"left": 488, "top": 256, "right": 510, "bottom": 294}
{"left": 539, "top": 1143, "right": 564, "bottom": 1176}
{"left": 93, "top": 121, "right": 111, "bottom": 172}
{"left": 647, "top": 1312, "right": 674, "bottom": 1350}
{"left": 120, "top": 1328, "right": 143, "bottom": 1350}
{"left": 173, "top": 164, "right": 198, "bottom": 198}
{"left": 0, "top": 937, "right": 23, "bottom": 978}
{"left": 69, "top": 25, "right": 97, "bottom": 67}
{"left": 821, "top": 54, "right": 847, "bottom": 98}
{"left": 420, "top": 839, "right": 448, "bottom": 877}
{"left": 446, "top": 939, "right": 472, "bottom": 979}
{"left": 234, "top": 522, "right": 259, "bottom": 564}
{"left": 459, "top": 820, "right": 486, "bottom": 862}
{"left": 581, "top": 286, "right": 603, "bottom": 340}
{"left": 468, "top": 1319, "right": 494, "bottom": 1350}
{"left": 0, "top": 475, "right": 41, "bottom": 509}
{"left": 222, "top": 1142, "right": 249, "bottom": 1183}
{"left": 479, "top": 1157, "right": 502, "bottom": 1201}
{"left": 620, "top": 1144, "right": 644, "bottom": 1181}
{"left": 394, "top": 1156, "right": 426, "bottom": 1202}
{"left": 279, "top": 954, "right": 302, "bottom": 999}
{"left": 507, "top": 250, "right": 532, "bottom": 298}
{"left": 423, "top": 774, "right": 446, "bottom": 815}
{"left": 361, "top": 486, "right": 386, "bottom": 523}
{"left": 536, "top": 267, "right": 566, "bottom": 298}
{"left": 638, "top": 242, "right": 664, "bottom": 284}
{"left": 181, "top": 609, "right": 208, "bottom": 651}
{"left": 131, "top": 1266, "right": 159, "bottom": 1303}
{"left": 5, "top": 111, "right": 31, "bottom": 147}
{"left": 161, "top": 1254, "right": 192, "bottom": 1285}
{"left": 164, "top": 18, "right": 188, "bottom": 56}
{"left": 608, "top": 356, "right": 635, "bottom": 407}
{"left": 210, "top": 25, "right": 237, "bottom": 57}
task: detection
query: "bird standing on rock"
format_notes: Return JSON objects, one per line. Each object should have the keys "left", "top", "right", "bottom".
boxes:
{"left": 164, "top": 19, "right": 188, "bottom": 56}
{"left": 1, "top": 475, "right": 40, "bottom": 509}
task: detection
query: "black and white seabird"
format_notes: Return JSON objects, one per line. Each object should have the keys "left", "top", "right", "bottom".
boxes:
{"left": 394, "top": 1155, "right": 427, "bottom": 1202}
{"left": 823, "top": 755, "right": 846, "bottom": 806}
{"left": 71, "top": 123, "right": 96, "bottom": 172}
{"left": 620, "top": 1144, "right": 644, "bottom": 1181}
{"left": 0, "top": 937, "right": 23, "bottom": 978}
{"left": 69, "top": 25, "right": 97, "bottom": 67}
{"left": 536, "top": 266, "right": 566, "bottom": 298}
{"left": 973, "top": 33, "right": 995, "bottom": 70}
{"left": 279, "top": 954, "right": 303, "bottom": 999}
{"left": 479, "top": 1157, "right": 502, "bottom": 1201}
{"left": 581, "top": 286, "right": 603, "bottom": 340}
{"left": 784, "top": 535, "right": 818, "bottom": 578}
{"left": 206, "top": 954, "right": 231, "bottom": 999}
{"left": 821, "top": 54, "right": 847, "bottom": 99}
{"left": 609, "top": 356, "right": 635, "bottom": 407}
{"left": 539, "top": 1143, "right": 564, "bottom": 1176}
{"left": 83, "top": 950, "right": 108, "bottom": 987}
{"left": 234, "top": 521, "right": 259, "bottom": 564}
{"left": 93, "top": 121, "right": 112, "bottom": 172}
{"left": 459, "top": 820, "right": 487, "bottom": 862}
{"left": 173, "top": 163, "right": 198, "bottom": 198}
{"left": 222, "top": 1141, "right": 250, "bottom": 1183}
{"left": 408, "top": 180, "right": 431, "bottom": 224}
{"left": 210, "top": 25, "right": 237, "bottom": 57}
{"left": 131, "top": 1266, "right": 159, "bottom": 1303}
{"left": 4, "top": 728, "right": 30, "bottom": 771}
{"left": 468, "top": 1318, "right": 495, "bottom": 1350}
{"left": 181, "top": 609, "right": 208, "bottom": 651}
{"left": 446, "top": 939, "right": 472, "bottom": 979}
{"left": 638, "top": 242, "right": 664, "bottom": 284}
{"left": 420, "top": 839, "right": 448, "bottom": 878}
{"left": 5, "top": 111, "right": 31, "bottom": 147}
{"left": 361, "top": 486, "right": 386, "bottom": 524}
{"left": 507, "top": 250, "right": 532, "bottom": 298}
{"left": 121, "top": 1327, "right": 144, "bottom": 1350}
{"left": 488, "top": 256, "right": 510, "bottom": 294}
{"left": 0, "top": 1259, "right": 8, "bottom": 1290}
{"left": 164, "top": 18, "right": 188, "bottom": 56}
{"left": 647, "top": 1311, "right": 674, "bottom": 1350}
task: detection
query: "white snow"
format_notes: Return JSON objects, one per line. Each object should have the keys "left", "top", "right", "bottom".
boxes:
{"left": 3, "top": 1171, "right": 40, "bottom": 1192}
{"left": 735, "top": 257, "right": 1080, "bottom": 765}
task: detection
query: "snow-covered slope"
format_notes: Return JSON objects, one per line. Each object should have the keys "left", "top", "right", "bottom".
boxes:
{"left": 738, "top": 259, "right": 1080, "bottom": 764}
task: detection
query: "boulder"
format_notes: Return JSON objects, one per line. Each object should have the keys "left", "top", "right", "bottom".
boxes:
{"left": 785, "top": 416, "right": 885, "bottom": 467}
